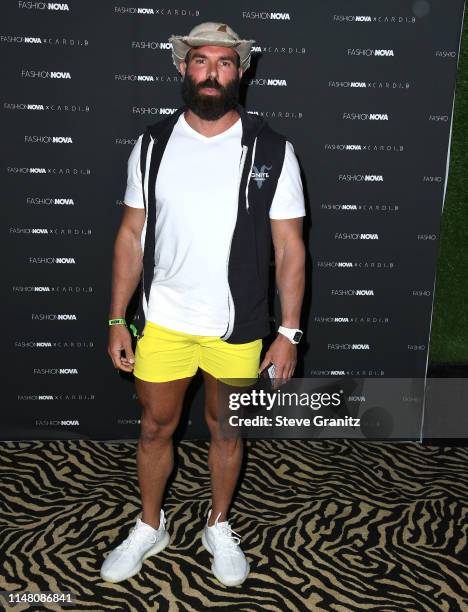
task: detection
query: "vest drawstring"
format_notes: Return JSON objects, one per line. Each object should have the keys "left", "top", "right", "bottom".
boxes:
{"left": 245, "top": 137, "right": 257, "bottom": 212}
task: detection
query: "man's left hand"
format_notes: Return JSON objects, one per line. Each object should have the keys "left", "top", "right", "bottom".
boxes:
{"left": 258, "top": 334, "right": 297, "bottom": 388}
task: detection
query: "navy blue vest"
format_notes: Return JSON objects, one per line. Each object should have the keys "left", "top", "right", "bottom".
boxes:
{"left": 132, "top": 104, "right": 287, "bottom": 344}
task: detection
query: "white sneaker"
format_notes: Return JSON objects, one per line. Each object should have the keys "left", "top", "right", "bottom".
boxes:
{"left": 100, "top": 510, "right": 170, "bottom": 583}
{"left": 201, "top": 509, "right": 250, "bottom": 587}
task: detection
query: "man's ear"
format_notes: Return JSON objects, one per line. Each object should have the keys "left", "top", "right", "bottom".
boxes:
{"left": 238, "top": 67, "right": 244, "bottom": 80}
{"left": 179, "top": 61, "right": 186, "bottom": 77}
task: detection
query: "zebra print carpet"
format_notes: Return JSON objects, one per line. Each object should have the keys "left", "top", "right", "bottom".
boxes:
{"left": 1, "top": 439, "right": 467, "bottom": 611}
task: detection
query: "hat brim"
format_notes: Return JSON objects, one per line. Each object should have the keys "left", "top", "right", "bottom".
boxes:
{"left": 169, "top": 33, "right": 255, "bottom": 73}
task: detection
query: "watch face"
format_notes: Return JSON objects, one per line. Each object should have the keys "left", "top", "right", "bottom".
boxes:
{"left": 293, "top": 331, "right": 303, "bottom": 342}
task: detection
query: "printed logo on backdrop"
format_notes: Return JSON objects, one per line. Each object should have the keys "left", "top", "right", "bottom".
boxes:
{"left": 115, "top": 74, "right": 181, "bottom": 83}
{"left": 10, "top": 227, "right": 91, "bottom": 236}
{"left": 242, "top": 11, "right": 291, "bottom": 20}
{"left": 24, "top": 135, "right": 74, "bottom": 143}
{"left": 2, "top": 35, "right": 87, "bottom": 46}
{"left": 26, "top": 197, "right": 75, "bottom": 206}
{"left": 21, "top": 70, "right": 72, "bottom": 79}
{"left": 4, "top": 103, "right": 90, "bottom": 113}
{"left": 347, "top": 48, "right": 395, "bottom": 57}
{"left": 14, "top": 340, "right": 94, "bottom": 348}
{"left": 132, "top": 107, "right": 177, "bottom": 115}
{"left": 131, "top": 41, "right": 172, "bottom": 50}
{"left": 116, "top": 138, "right": 138, "bottom": 145}
{"left": 311, "top": 369, "right": 385, "bottom": 377}
{"left": 31, "top": 313, "right": 78, "bottom": 321}
{"left": 332, "top": 14, "right": 416, "bottom": 24}
{"left": 251, "top": 45, "right": 306, "bottom": 55}
{"left": 13, "top": 286, "right": 93, "bottom": 293}
{"left": 18, "top": 2, "right": 70, "bottom": 11}
{"left": 328, "top": 343, "right": 371, "bottom": 351}
{"left": 114, "top": 6, "right": 200, "bottom": 16}
{"left": 317, "top": 259, "right": 394, "bottom": 268}
{"left": 248, "top": 109, "right": 303, "bottom": 120}
{"left": 320, "top": 202, "right": 399, "bottom": 213}
{"left": 338, "top": 174, "right": 384, "bottom": 182}
{"left": 334, "top": 233, "right": 379, "bottom": 240}
{"left": 342, "top": 113, "right": 389, "bottom": 121}
{"left": 417, "top": 234, "right": 437, "bottom": 240}
{"left": 249, "top": 78, "right": 288, "bottom": 87}
{"left": 27, "top": 257, "right": 76, "bottom": 263}
{"left": 7, "top": 166, "right": 91, "bottom": 175}
{"left": 411, "top": 289, "right": 432, "bottom": 297}
{"left": 324, "top": 142, "right": 404, "bottom": 152}
{"left": 20, "top": 395, "right": 94, "bottom": 401}
{"left": 35, "top": 419, "right": 81, "bottom": 426}
{"left": 329, "top": 80, "right": 410, "bottom": 89}
{"left": 33, "top": 367, "right": 79, "bottom": 375}
{"left": 434, "top": 50, "right": 458, "bottom": 58}
{"left": 331, "top": 288, "right": 375, "bottom": 296}
{"left": 314, "top": 314, "right": 390, "bottom": 325}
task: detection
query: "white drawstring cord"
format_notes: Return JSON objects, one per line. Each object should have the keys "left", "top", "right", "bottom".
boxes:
{"left": 245, "top": 137, "right": 257, "bottom": 211}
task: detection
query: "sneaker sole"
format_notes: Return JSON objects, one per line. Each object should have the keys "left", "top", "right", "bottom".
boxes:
{"left": 201, "top": 530, "right": 250, "bottom": 587}
{"left": 100, "top": 531, "right": 171, "bottom": 583}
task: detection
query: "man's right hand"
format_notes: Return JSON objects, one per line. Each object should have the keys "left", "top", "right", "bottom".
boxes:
{"left": 108, "top": 324, "right": 135, "bottom": 372}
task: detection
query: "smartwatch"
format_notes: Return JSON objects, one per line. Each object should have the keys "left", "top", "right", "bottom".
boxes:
{"left": 278, "top": 326, "right": 303, "bottom": 344}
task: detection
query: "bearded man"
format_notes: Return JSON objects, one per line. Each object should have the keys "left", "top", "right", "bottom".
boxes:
{"left": 101, "top": 22, "right": 306, "bottom": 587}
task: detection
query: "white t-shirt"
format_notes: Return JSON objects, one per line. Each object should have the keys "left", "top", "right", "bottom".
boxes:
{"left": 124, "top": 113, "right": 305, "bottom": 336}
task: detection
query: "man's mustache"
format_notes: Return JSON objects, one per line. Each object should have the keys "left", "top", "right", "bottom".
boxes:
{"left": 197, "top": 79, "right": 223, "bottom": 90}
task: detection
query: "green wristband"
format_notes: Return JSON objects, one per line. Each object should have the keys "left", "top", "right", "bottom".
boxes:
{"left": 109, "top": 318, "right": 126, "bottom": 326}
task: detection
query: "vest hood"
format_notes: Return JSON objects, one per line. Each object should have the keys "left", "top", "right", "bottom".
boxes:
{"left": 147, "top": 103, "right": 266, "bottom": 146}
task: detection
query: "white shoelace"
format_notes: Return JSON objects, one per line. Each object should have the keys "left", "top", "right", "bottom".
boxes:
{"left": 117, "top": 523, "right": 158, "bottom": 550}
{"left": 218, "top": 524, "right": 241, "bottom": 548}
{"left": 212, "top": 513, "right": 243, "bottom": 554}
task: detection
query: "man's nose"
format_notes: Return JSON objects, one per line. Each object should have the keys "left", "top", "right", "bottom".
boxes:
{"left": 206, "top": 62, "right": 218, "bottom": 78}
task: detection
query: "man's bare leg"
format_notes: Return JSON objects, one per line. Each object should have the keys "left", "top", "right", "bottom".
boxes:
{"left": 135, "top": 376, "right": 193, "bottom": 529}
{"left": 202, "top": 370, "right": 243, "bottom": 526}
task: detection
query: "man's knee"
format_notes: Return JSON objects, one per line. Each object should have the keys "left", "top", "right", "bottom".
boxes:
{"left": 139, "top": 410, "right": 177, "bottom": 445}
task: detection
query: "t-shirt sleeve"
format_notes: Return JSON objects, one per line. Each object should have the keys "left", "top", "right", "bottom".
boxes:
{"left": 269, "top": 140, "right": 306, "bottom": 219}
{"left": 123, "top": 134, "right": 145, "bottom": 209}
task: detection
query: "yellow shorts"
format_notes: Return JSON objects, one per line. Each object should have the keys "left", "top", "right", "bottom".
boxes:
{"left": 134, "top": 321, "right": 262, "bottom": 384}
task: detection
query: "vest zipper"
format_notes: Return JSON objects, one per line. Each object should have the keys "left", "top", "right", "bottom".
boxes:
{"left": 220, "top": 143, "right": 248, "bottom": 340}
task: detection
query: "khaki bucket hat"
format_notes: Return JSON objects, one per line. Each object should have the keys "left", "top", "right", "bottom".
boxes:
{"left": 169, "top": 22, "right": 255, "bottom": 73}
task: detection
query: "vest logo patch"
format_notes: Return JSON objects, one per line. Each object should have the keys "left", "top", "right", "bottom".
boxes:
{"left": 251, "top": 164, "right": 272, "bottom": 189}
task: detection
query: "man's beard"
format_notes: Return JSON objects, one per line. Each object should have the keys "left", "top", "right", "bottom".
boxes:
{"left": 181, "top": 72, "right": 240, "bottom": 121}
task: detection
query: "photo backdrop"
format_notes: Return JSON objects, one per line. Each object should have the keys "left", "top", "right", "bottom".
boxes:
{"left": 1, "top": 0, "right": 465, "bottom": 439}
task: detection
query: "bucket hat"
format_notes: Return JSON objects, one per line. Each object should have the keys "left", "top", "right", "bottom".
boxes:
{"left": 169, "top": 22, "right": 255, "bottom": 73}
